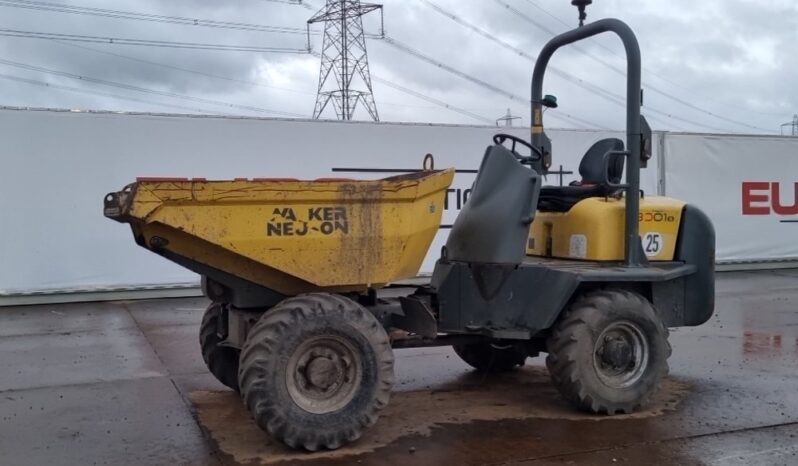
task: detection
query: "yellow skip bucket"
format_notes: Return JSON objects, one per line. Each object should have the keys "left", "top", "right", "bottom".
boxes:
{"left": 105, "top": 169, "right": 455, "bottom": 295}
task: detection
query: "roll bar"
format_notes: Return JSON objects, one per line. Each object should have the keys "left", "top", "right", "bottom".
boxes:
{"left": 530, "top": 18, "right": 646, "bottom": 267}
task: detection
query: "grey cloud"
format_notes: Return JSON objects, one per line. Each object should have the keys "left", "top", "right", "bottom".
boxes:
{"left": 0, "top": 0, "right": 794, "bottom": 132}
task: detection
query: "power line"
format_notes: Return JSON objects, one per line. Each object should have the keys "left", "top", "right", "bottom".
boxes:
{"left": 259, "top": 0, "right": 316, "bottom": 10}
{"left": 14, "top": 2, "right": 696, "bottom": 129}
{"left": 645, "top": 82, "right": 778, "bottom": 132}
{"left": 446, "top": 0, "right": 718, "bottom": 131}
{"left": 0, "top": 57, "right": 305, "bottom": 117}
{"left": 58, "top": 39, "right": 489, "bottom": 122}
{"left": 510, "top": 0, "right": 771, "bottom": 131}
{"left": 416, "top": 1, "right": 652, "bottom": 127}
{"left": 0, "top": 0, "right": 332, "bottom": 38}
{"left": 494, "top": 0, "right": 777, "bottom": 133}
{"left": 16, "top": 38, "right": 498, "bottom": 124}
{"left": 46, "top": 39, "right": 495, "bottom": 123}
{"left": 0, "top": 4, "right": 586, "bottom": 125}
{"left": 517, "top": 0, "right": 788, "bottom": 118}
{"left": 644, "top": 113, "right": 688, "bottom": 132}
{"left": 0, "top": 53, "right": 688, "bottom": 129}
{"left": 377, "top": 35, "right": 607, "bottom": 129}
{"left": 371, "top": 76, "right": 493, "bottom": 124}
{"left": 418, "top": 0, "right": 734, "bottom": 133}
{"left": 0, "top": 71, "right": 232, "bottom": 114}
{"left": 0, "top": 0, "right": 311, "bottom": 34}
{"left": 517, "top": 0, "right": 570, "bottom": 28}
{"left": 0, "top": 2, "right": 571, "bottom": 125}
{"left": 417, "top": 0, "right": 620, "bottom": 104}
{"left": 0, "top": 0, "right": 334, "bottom": 38}
{"left": 0, "top": 28, "right": 309, "bottom": 52}
{"left": 4, "top": 0, "right": 782, "bottom": 128}
{"left": 307, "top": 10, "right": 499, "bottom": 124}
{"left": 493, "top": 0, "right": 559, "bottom": 35}
{"left": 0, "top": 1, "right": 700, "bottom": 129}
{"left": 0, "top": 3, "right": 597, "bottom": 126}
{"left": 56, "top": 41, "right": 313, "bottom": 95}
{"left": 305, "top": 50, "right": 493, "bottom": 123}
{"left": 379, "top": 37, "right": 524, "bottom": 106}
{"left": 58, "top": 41, "right": 459, "bottom": 113}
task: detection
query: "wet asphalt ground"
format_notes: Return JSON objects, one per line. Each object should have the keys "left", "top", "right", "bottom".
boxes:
{"left": 1, "top": 269, "right": 798, "bottom": 465}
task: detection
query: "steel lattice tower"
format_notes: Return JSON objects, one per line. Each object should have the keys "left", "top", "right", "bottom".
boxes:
{"left": 308, "top": 0, "right": 382, "bottom": 121}
{"left": 781, "top": 114, "right": 798, "bottom": 136}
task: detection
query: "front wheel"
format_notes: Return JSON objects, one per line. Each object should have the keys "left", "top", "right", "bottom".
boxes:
{"left": 546, "top": 289, "right": 670, "bottom": 415}
{"left": 238, "top": 293, "right": 394, "bottom": 451}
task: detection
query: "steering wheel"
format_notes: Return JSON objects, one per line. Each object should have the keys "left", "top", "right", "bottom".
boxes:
{"left": 493, "top": 133, "right": 542, "bottom": 163}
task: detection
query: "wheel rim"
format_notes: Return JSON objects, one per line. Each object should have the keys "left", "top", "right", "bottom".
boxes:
{"left": 286, "top": 335, "right": 362, "bottom": 414}
{"left": 593, "top": 321, "right": 649, "bottom": 389}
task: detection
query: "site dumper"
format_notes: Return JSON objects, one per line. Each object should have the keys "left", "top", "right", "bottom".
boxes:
{"left": 105, "top": 4, "right": 715, "bottom": 452}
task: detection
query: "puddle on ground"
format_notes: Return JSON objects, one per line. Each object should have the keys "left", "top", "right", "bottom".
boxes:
{"left": 189, "top": 366, "right": 690, "bottom": 464}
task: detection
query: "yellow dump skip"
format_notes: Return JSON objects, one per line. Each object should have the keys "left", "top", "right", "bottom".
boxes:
{"left": 105, "top": 169, "right": 454, "bottom": 294}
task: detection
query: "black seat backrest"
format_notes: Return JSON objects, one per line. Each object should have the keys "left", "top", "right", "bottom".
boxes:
{"left": 444, "top": 144, "right": 540, "bottom": 265}
{"left": 578, "top": 138, "right": 625, "bottom": 185}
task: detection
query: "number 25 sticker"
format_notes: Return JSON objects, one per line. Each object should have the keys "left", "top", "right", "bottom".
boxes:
{"left": 642, "top": 232, "right": 663, "bottom": 257}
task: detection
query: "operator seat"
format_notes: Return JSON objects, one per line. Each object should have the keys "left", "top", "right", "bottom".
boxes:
{"left": 537, "top": 138, "right": 625, "bottom": 212}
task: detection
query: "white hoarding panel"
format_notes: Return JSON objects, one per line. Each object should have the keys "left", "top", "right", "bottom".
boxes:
{"left": 0, "top": 108, "right": 659, "bottom": 294}
{"left": 664, "top": 133, "right": 798, "bottom": 263}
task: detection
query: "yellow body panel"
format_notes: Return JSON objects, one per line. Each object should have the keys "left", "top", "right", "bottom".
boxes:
{"left": 527, "top": 196, "right": 685, "bottom": 261}
{"left": 111, "top": 170, "right": 454, "bottom": 294}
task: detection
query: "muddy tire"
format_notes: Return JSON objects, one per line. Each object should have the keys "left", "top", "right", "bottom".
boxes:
{"left": 238, "top": 293, "right": 394, "bottom": 451}
{"left": 546, "top": 289, "right": 670, "bottom": 415}
{"left": 453, "top": 342, "right": 527, "bottom": 372}
{"left": 199, "top": 302, "right": 241, "bottom": 392}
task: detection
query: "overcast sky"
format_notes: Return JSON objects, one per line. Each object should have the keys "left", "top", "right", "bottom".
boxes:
{"left": 0, "top": 0, "right": 796, "bottom": 134}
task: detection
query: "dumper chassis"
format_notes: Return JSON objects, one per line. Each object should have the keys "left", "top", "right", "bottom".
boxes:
{"left": 105, "top": 3, "right": 715, "bottom": 452}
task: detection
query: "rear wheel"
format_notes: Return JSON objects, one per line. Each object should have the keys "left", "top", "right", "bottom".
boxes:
{"left": 199, "top": 302, "right": 240, "bottom": 392}
{"left": 546, "top": 289, "right": 670, "bottom": 414}
{"left": 238, "top": 293, "right": 394, "bottom": 451}
{"left": 453, "top": 341, "right": 527, "bottom": 372}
